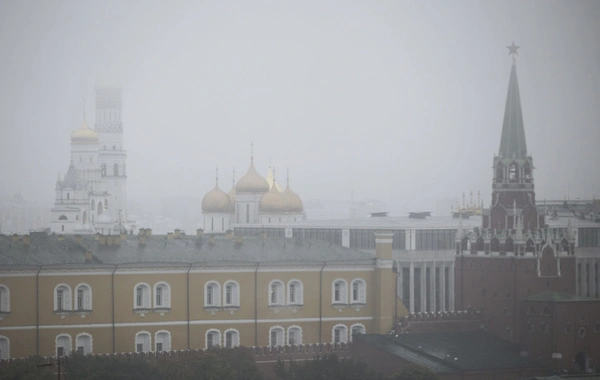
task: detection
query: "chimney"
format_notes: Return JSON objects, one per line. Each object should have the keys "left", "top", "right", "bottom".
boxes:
{"left": 120, "top": 232, "right": 127, "bottom": 241}
{"left": 98, "top": 235, "right": 107, "bottom": 245}
{"left": 225, "top": 230, "right": 234, "bottom": 239}
{"left": 209, "top": 235, "right": 215, "bottom": 245}
{"left": 95, "top": 233, "right": 101, "bottom": 241}
{"left": 374, "top": 231, "right": 393, "bottom": 260}
{"left": 146, "top": 228, "right": 152, "bottom": 237}
{"left": 11, "top": 234, "right": 18, "bottom": 242}
{"left": 85, "top": 251, "right": 93, "bottom": 263}
{"left": 57, "top": 235, "right": 65, "bottom": 241}
{"left": 167, "top": 232, "right": 174, "bottom": 240}
{"left": 74, "top": 234, "right": 83, "bottom": 244}
{"left": 260, "top": 232, "right": 267, "bottom": 240}
{"left": 236, "top": 236, "right": 243, "bottom": 244}
{"left": 139, "top": 235, "right": 147, "bottom": 246}
{"left": 174, "top": 229, "right": 181, "bottom": 238}
{"left": 22, "top": 235, "right": 31, "bottom": 246}
{"left": 196, "top": 228, "right": 204, "bottom": 237}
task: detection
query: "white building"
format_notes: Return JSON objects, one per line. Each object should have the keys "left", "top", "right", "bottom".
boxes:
{"left": 50, "top": 86, "right": 133, "bottom": 235}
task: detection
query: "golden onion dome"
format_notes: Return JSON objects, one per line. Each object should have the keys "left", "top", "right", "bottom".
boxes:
{"left": 259, "top": 185, "right": 289, "bottom": 214}
{"left": 202, "top": 185, "right": 232, "bottom": 214}
{"left": 71, "top": 120, "right": 98, "bottom": 143}
{"left": 235, "top": 162, "right": 269, "bottom": 193}
{"left": 283, "top": 186, "right": 304, "bottom": 213}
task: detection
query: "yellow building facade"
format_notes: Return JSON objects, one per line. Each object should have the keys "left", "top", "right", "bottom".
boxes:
{"left": 0, "top": 230, "right": 402, "bottom": 359}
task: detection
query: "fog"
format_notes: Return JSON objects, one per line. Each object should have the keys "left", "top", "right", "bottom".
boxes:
{"left": 1, "top": 0, "right": 599, "bottom": 217}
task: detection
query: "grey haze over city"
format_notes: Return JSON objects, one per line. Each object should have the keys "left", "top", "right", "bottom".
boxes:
{"left": 1, "top": 1, "right": 599, "bottom": 223}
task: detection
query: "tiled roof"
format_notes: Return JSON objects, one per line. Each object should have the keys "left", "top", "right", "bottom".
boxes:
{"left": 0, "top": 233, "right": 374, "bottom": 267}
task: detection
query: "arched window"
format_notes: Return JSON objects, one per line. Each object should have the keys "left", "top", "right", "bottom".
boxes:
{"left": 135, "top": 331, "right": 151, "bottom": 353}
{"left": 350, "top": 324, "right": 365, "bottom": 342}
{"left": 155, "top": 330, "right": 170, "bottom": 352}
{"left": 332, "top": 324, "right": 348, "bottom": 343}
{"left": 75, "top": 284, "right": 92, "bottom": 311}
{"left": 504, "top": 238, "right": 514, "bottom": 253}
{"left": 0, "top": 336, "right": 9, "bottom": 360}
{"left": 0, "top": 286, "right": 10, "bottom": 313}
{"left": 269, "top": 326, "right": 285, "bottom": 347}
{"left": 54, "top": 284, "right": 72, "bottom": 311}
{"left": 101, "top": 163, "right": 106, "bottom": 177}
{"left": 75, "top": 333, "right": 92, "bottom": 355}
{"left": 205, "top": 282, "right": 221, "bottom": 307}
{"left": 496, "top": 163, "right": 503, "bottom": 181}
{"left": 287, "top": 326, "right": 302, "bottom": 346}
{"left": 113, "top": 163, "right": 119, "bottom": 176}
{"left": 61, "top": 225, "right": 64, "bottom": 232}
{"left": 154, "top": 282, "right": 171, "bottom": 309}
{"left": 206, "top": 329, "right": 221, "bottom": 349}
{"left": 287, "top": 280, "right": 303, "bottom": 305}
{"left": 224, "top": 329, "right": 240, "bottom": 348}
{"left": 133, "top": 283, "right": 151, "bottom": 309}
{"left": 104, "top": 199, "right": 109, "bottom": 210}
{"left": 97, "top": 201, "right": 103, "bottom": 215}
{"left": 58, "top": 215, "right": 68, "bottom": 221}
{"left": 223, "top": 281, "right": 239, "bottom": 307}
{"left": 56, "top": 334, "right": 72, "bottom": 356}
{"left": 91, "top": 199, "right": 95, "bottom": 210}
{"left": 269, "top": 280, "right": 284, "bottom": 305}
{"left": 332, "top": 279, "right": 348, "bottom": 304}
{"left": 351, "top": 279, "right": 366, "bottom": 304}
{"left": 490, "top": 237, "right": 500, "bottom": 252}
{"left": 82, "top": 211, "right": 87, "bottom": 223}
{"left": 509, "top": 162, "right": 518, "bottom": 181}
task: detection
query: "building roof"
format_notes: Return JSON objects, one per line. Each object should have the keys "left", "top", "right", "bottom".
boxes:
{"left": 499, "top": 62, "right": 527, "bottom": 159}
{"left": 356, "top": 331, "right": 539, "bottom": 374}
{"left": 525, "top": 292, "right": 600, "bottom": 303}
{"left": 0, "top": 233, "right": 374, "bottom": 267}
{"left": 237, "top": 216, "right": 481, "bottom": 230}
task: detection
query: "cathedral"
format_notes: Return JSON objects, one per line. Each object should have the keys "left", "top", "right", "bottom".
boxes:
{"left": 201, "top": 153, "right": 305, "bottom": 234}
{"left": 50, "top": 86, "right": 133, "bottom": 235}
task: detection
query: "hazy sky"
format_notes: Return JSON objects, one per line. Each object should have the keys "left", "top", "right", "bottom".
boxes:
{"left": 1, "top": 0, "right": 599, "bottom": 215}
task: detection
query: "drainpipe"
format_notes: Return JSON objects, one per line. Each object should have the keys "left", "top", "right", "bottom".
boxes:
{"left": 35, "top": 265, "right": 42, "bottom": 356}
{"left": 111, "top": 265, "right": 118, "bottom": 353}
{"left": 319, "top": 261, "right": 326, "bottom": 344}
{"left": 254, "top": 262, "right": 260, "bottom": 347}
{"left": 187, "top": 263, "right": 192, "bottom": 349}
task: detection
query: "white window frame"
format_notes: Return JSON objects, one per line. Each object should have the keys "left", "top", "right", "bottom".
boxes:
{"left": 75, "top": 332, "right": 93, "bottom": 355}
{"left": 350, "top": 278, "right": 366, "bottom": 304}
{"left": 154, "top": 282, "right": 171, "bottom": 309}
{"left": 287, "top": 280, "right": 303, "bottom": 305}
{"left": 56, "top": 333, "right": 72, "bottom": 356}
{"left": 155, "top": 330, "right": 171, "bottom": 352}
{"left": 74, "top": 283, "right": 92, "bottom": 311}
{"left": 135, "top": 331, "right": 151, "bottom": 353}
{"left": 133, "top": 283, "right": 151, "bottom": 309}
{"left": 0, "top": 285, "right": 10, "bottom": 312}
{"left": 0, "top": 336, "right": 9, "bottom": 360}
{"left": 287, "top": 326, "right": 302, "bottom": 346}
{"left": 223, "top": 281, "right": 240, "bottom": 307}
{"left": 54, "top": 284, "right": 72, "bottom": 311}
{"left": 269, "top": 326, "right": 285, "bottom": 347}
{"left": 332, "top": 324, "right": 348, "bottom": 344}
{"left": 204, "top": 281, "right": 221, "bottom": 307}
{"left": 224, "top": 328, "right": 240, "bottom": 348}
{"left": 269, "top": 280, "right": 285, "bottom": 306}
{"left": 206, "top": 329, "right": 221, "bottom": 349}
{"left": 332, "top": 279, "right": 348, "bottom": 304}
{"left": 350, "top": 323, "right": 365, "bottom": 342}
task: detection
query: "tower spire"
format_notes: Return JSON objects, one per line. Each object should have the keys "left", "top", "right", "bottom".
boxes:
{"left": 215, "top": 166, "right": 219, "bottom": 187}
{"left": 499, "top": 43, "right": 527, "bottom": 159}
{"left": 286, "top": 167, "right": 290, "bottom": 187}
{"left": 232, "top": 168, "right": 236, "bottom": 188}
{"left": 250, "top": 142, "right": 254, "bottom": 165}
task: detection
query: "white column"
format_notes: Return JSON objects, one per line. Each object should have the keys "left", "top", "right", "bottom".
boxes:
{"left": 409, "top": 262, "right": 414, "bottom": 314}
{"left": 405, "top": 230, "right": 411, "bottom": 251}
{"left": 420, "top": 262, "right": 427, "bottom": 312}
{"left": 430, "top": 262, "right": 436, "bottom": 313}
{"left": 397, "top": 263, "right": 403, "bottom": 302}
{"left": 440, "top": 262, "right": 446, "bottom": 311}
{"left": 449, "top": 262, "right": 455, "bottom": 311}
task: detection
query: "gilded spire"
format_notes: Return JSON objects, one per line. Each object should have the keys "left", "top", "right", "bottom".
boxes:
{"left": 499, "top": 43, "right": 527, "bottom": 159}
{"left": 215, "top": 166, "right": 219, "bottom": 187}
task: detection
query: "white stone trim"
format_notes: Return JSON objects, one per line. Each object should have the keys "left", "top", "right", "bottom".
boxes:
{"left": 268, "top": 325, "right": 285, "bottom": 346}
{"left": 0, "top": 285, "right": 10, "bottom": 313}
{"left": 223, "top": 280, "right": 240, "bottom": 307}
{"left": 54, "top": 284, "right": 72, "bottom": 311}
{"left": 74, "top": 283, "right": 93, "bottom": 311}
{"left": 332, "top": 323, "right": 348, "bottom": 343}
{"left": 223, "top": 328, "right": 240, "bottom": 348}
{"left": 0, "top": 335, "right": 9, "bottom": 360}
{"left": 55, "top": 333, "right": 72, "bottom": 356}
{"left": 205, "top": 328, "right": 221, "bottom": 349}
{"left": 268, "top": 279, "right": 285, "bottom": 306}
{"left": 75, "top": 332, "right": 93, "bottom": 355}
{"left": 332, "top": 278, "right": 348, "bottom": 304}
{"left": 349, "top": 323, "right": 366, "bottom": 342}
{"left": 154, "top": 329, "right": 171, "bottom": 351}
{"left": 204, "top": 281, "right": 221, "bottom": 307}
{"left": 134, "top": 330, "right": 151, "bottom": 352}
{"left": 133, "top": 282, "right": 151, "bottom": 309}
{"left": 287, "top": 325, "right": 303, "bottom": 345}
{"left": 153, "top": 282, "right": 171, "bottom": 309}
{"left": 287, "top": 279, "right": 304, "bottom": 305}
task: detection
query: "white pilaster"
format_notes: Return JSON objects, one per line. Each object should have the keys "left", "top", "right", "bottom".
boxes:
{"left": 409, "top": 262, "right": 414, "bottom": 314}
{"left": 420, "top": 262, "right": 427, "bottom": 312}
{"left": 449, "top": 262, "right": 455, "bottom": 311}
{"left": 440, "top": 263, "right": 446, "bottom": 311}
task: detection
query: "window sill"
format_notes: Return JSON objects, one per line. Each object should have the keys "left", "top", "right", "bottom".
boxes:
{"left": 223, "top": 306, "right": 240, "bottom": 315}
{"left": 54, "top": 310, "right": 73, "bottom": 319}
{"left": 350, "top": 302, "right": 366, "bottom": 311}
{"left": 74, "top": 310, "right": 92, "bottom": 318}
{"left": 287, "top": 304, "right": 303, "bottom": 313}
{"left": 133, "top": 308, "right": 152, "bottom": 317}
{"left": 331, "top": 303, "right": 349, "bottom": 312}
{"left": 153, "top": 307, "right": 171, "bottom": 316}
{"left": 204, "top": 306, "right": 221, "bottom": 315}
